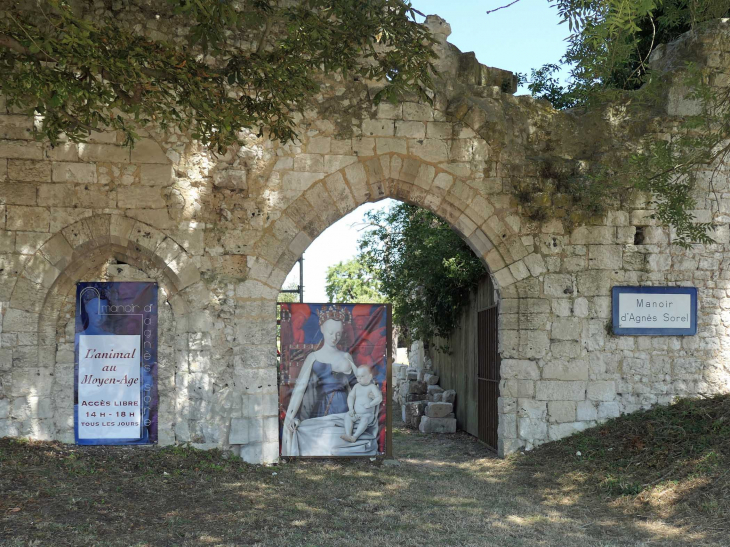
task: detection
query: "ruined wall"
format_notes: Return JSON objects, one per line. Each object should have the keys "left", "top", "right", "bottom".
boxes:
{"left": 1, "top": 7, "right": 729, "bottom": 460}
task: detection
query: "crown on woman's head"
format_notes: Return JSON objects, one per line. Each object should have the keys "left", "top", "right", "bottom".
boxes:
{"left": 317, "top": 304, "right": 351, "bottom": 325}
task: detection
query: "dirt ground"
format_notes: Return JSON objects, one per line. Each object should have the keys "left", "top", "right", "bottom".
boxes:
{"left": 0, "top": 417, "right": 725, "bottom": 546}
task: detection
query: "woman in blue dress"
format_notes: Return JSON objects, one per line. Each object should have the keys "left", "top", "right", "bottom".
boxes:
{"left": 281, "top": 306, "right": 379, "bottom": 456}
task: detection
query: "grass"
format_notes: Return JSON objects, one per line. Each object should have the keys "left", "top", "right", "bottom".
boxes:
{"left": 1, "top": 395, "right": 728, "bottom": 546}
{"left": 515, "top": 394, "right": 730, "bottom": 531}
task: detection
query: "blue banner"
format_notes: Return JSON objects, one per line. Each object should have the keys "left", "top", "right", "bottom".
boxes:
{"left": 74, "top": 282, "right": 158, "bottom": 445}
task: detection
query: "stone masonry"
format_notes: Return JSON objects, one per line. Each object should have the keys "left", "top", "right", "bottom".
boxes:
{"left": 1, "top": 6, "right": 730, "bottom": 460}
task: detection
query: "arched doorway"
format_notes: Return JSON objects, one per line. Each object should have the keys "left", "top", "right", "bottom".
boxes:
{"left": 265, "top": 158, "right": 511, "bottom": 453}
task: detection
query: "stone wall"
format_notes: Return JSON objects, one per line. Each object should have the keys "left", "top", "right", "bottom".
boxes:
{"left": 1, "top": 7, "right": 730, "bottom": 460}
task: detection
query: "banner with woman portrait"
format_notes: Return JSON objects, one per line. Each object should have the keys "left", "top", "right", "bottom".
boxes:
{"left": 278, "top": 303, "right": 392, "bottom": 457}
{"left": 74, "top": 282, "right": 158, "bottom": 445}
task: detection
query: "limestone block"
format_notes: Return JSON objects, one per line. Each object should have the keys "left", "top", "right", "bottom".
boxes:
{"left": 548, "top": 401, "right": 576, "bottom": 423}
{"left": 518, "top": 417, "right": 547, "bottom": 440}
{"left": 551, "top": 317, "right": 582, "bottom": 341}
{"left": 29, "top": 419, "right": 55, "bottom": 441}
{"left": 544, "top": 274, "right": 574, "bottom": 297}
{"left": 425, "top": 402, "right": 453, "bottom": 418}
{"left": 419, "top": 416, "right": 456, "bottom": 433}
{"left": 395, "top": 121, "right": 426, "bottom": 139}
{"left": 441, "top": 389, "right": 456, "bottom": 404}
{"left": 548, "top": 421, "right": 590, "bottom": 441}
{"left": 10, "top": 368, "right": 53, "bottom": 397}
{"left": 38, "top": 184, "right": 75, "bottom": 207}
{"left": 0, "top": 140, "right": 43, "bottom": 159}
{"left": 362, "top": 119, "right": 395, "bottom": 137}
{"left": 282, "top": 170, "right": 325, "bottom": 191}
{"left": 117, "top": 187, "right": 166, "bottom": 209}
{"left": 587, "top": 245, "right": 623, "bottom": 269}
{"left": 4, "top": 309, "right": 40, "bottom": 333}
{"left": 667, "top": 85, "right": 703, "bottom": 116}
{"left": 427, "top": 384, "right": 444, "bottom": 396}
{"left": 402, "top": 102, "right": 433, "bottom": 121}
{"left": 541, "top": 360, "right": 588, "bottom": 381}
{"left": 140, "top": 163, "right": 173, "bottom": 186}
{"left": 423, "top": 373, "right": 440, "bottom": 385}
{"left": 597, "top": 401, "right": 620, "bottom": 419}
{"left": 497, "top": 413, "right": 517, "bottom": 438}
{"left": 293, "top": 153, "right": 324, "bottom": 172}
{"left": 404, "top": 401, "right": 427, "bottom": 428}
{"left": 576, "top": 270, "right": 614, "bottom": 296}
{"left": 587, "top": 381, "right": 617, "bottom": 402}
{"left": 239, "top": 441, "right": 262, "bottom": 463}
{"left": 408, "top": 380, "right": 427, "bottom": 394}
{"left": 8, "top": 160, "right": 51, "bottom": 182}
{"left": 501, "top": 359, "right": 540, "bottom": 380}
{"left": 535, "top": 381, "right": 587, "bottom": 401}
{"left": 570, "top": 226, "right": 615, "bottom": 245}
{"left": 6, "top": 206, "right": 49, "bottom": 232}
{"left": 499, "top": 437, "right": 525, "bottom": 456}
{"left": 0, "top": 419, "right": 20, "bottom": 437}
{"left": 409, "top": 139, "right": 449, "bottom": 163}
{"left": 375, "top": 138, "right": 407, "bottom": 155}
{"left": 51, "top": 162, "right": 96, "bottom": 183}
{"left": 551, "top": 341, "right": 582, "bottom": 360}
{"left": 0, "top": 115, "right": 33, "bottom": 140}
{"left": 572, "top": 297, "right": 589, "bottom": 318}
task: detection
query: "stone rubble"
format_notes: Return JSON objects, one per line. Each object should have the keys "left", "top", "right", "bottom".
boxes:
{"left": 393, "top": 359, "right": 457, "bottom": 434}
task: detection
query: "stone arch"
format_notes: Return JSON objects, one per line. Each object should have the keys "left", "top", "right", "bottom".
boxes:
{"left": 235, "top": 153, "right": 547, "bottom": 458}
{"left": 2, "top": 214, "right": 204, "bottom": 443}
{"left": 251, "top": 153, "right": 541, "bottom": 295}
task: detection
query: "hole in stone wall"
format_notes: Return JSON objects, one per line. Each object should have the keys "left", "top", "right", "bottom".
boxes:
{"left": 634, "top": 226, "right": 645, "bottom": 245}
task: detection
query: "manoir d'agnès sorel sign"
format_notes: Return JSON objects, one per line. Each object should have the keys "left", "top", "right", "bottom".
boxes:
{"left": 612, "top": 286, "right": 697, "bottom": 336}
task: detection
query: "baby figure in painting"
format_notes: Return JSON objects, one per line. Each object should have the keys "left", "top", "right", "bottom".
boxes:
{"left": 341, "top": 365, "right": 382, "bottom": 443}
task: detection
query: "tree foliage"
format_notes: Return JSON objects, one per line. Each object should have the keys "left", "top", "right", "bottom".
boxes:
{"left": 0, "top": 0, "right": 436, "bottom": 151}
{"left": 519, "top": 0, "right": 730, "bottom": 246}
{"left": 325, "top": 258, "right": 385, "bottom": 303}
{"left": 358, "top": 203, "right": 486, "bottom": 341}
{"left": 278, "top": 281, "right": 300, "bottom": 303}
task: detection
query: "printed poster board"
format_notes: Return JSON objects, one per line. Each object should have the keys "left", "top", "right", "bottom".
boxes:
{"left": 74, "top": 282, "right": 158, "bottom": 445}
{"left": 278, "top": 303, "right": 392, "bottom": 458}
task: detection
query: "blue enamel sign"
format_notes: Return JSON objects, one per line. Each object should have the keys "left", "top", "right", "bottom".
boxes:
{"left": 612, "top": 286, "right": 697, "bottom": 336}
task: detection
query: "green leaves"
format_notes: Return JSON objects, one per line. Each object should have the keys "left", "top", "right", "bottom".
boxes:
{"left": 522, "top": 0, "right": 730, "bottom": 246}
{"left": 325, "top": 258, "right": 385, "bottom": 304}
{"left": 0, "top": 0, "right": 436, "bottom": 151}
{"left": 357, "top": 203, "right": 486, "bottom": 342}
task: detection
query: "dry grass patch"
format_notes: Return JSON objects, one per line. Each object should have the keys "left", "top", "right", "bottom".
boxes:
{"left": 1, "top": 399, "right": 728, "bottom": 546}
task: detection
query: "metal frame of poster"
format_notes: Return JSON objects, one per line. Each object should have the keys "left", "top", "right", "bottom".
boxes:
{"left": 278, "top": 303, "right": 393, "bottom": 458}
{"left": 74, "top": 282, "right": 158, "bottom": 445}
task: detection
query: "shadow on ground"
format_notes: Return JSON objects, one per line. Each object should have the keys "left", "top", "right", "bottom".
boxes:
{"left": 0, "top": 417, "right": 724, "bottom": 546}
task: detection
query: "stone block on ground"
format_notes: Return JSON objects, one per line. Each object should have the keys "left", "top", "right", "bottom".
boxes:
{"left": 432, "top": 393, "right": 443, "bottom": 402}
{"left": 404, "top": 401, "right": 427, "bottom": 429}
{"left": 427, "top": 384, "right": 444, "bottom": 395}
{"left": 419, "top": 416, "right": 457, "bottom": 434}
{"left": 442, "top": 389, "right": 456, "bottom": 405}
{"left": 425, "top": 402, "right": 453, "bottom": 418}
{"left": 423, "top": 373, "right": 440, "bottom": 385}
{"left": 408, "top": 380, "right": 427, "bottom": 394}
{"left": 407, "top": 371, "right": 418, "bottom": 380}
{"left": 405, "top": 393, "right": 427, "bottom": 402}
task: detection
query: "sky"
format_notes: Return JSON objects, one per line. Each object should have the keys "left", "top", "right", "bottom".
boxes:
{"left": 283, "top": 0, "right": 571, "bottom": 302}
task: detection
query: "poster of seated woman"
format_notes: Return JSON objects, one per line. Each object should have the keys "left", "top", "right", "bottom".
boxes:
{"left": 279, "top": 303, "right": 390, "bottom": 457}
